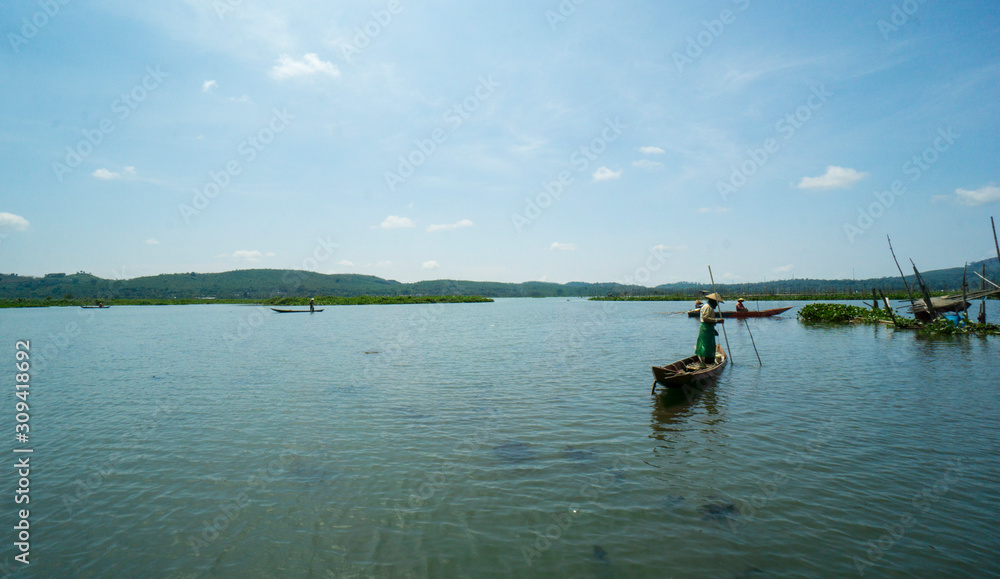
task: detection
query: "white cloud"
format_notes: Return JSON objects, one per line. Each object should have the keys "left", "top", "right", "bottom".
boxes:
{"left": 228, "top": 94, "right": 251, "bottom": 103}
{"left": 92, "top": 166, "right": 136, "bottom": 180}
{"left": 773, "top": 264, "right": 794, "bottom": 273}
{"left": 336, "top": 259, "right": 354, "bottom": 267}
{"left": 376, "top": 261, "right": 392, "bottom": 267}
{"left": 427, "top": 219, "right": 474, "bottom": 232}
{"left": 145, "top": 238, "right": 159, "bottom": 245}
{"left": 698, "top": 206, "right": 731, "bottom": 213}
{"left": 954, "top": 183, "right": 1000, "bottom": 206}
{"left": 549, "top": 242, "right": 577, "bottom": 251}
{"left": 0, "top": 212, "right": 29, "bottom": 231}
{"left": 651, "top": 244, "right": 687, "bottom": 253}
{"left": 796, "top": 166, "right": 868, "bottom": 190}
{"left": 224, "top": 250, "right": 274, "bottom": 262}
{"left": 380, "top": 215, "right": 415, "bottom": 229}
{"left": 270, "top": 53, "right": 340, "bottom": 80}
{"left": 639, "top": 146, "right": 665, "bottom": 155}
{"left": 422, "top": 260, "right": 440, "bottom": 270}
{"left": 202, "top": 80, "right": 217, "bottom": 93}
{"left": 632, "top": 159, "right": 662, "bottom": 170}
{"left": 593, "top": 167, "right": 622, "bottom": 181}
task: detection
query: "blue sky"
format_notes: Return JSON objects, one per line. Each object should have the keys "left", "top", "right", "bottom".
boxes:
{"left": 1, "top": 0, "right": 998, "bottom": 285}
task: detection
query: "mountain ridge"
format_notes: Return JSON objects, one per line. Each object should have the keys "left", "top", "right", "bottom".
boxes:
{"left": 2, "top": 258, "right": 997, "bottom": 300}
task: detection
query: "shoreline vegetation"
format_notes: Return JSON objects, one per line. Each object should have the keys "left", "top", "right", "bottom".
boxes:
{"left": 0, "top": 295, "right": 494, "bottom": 308}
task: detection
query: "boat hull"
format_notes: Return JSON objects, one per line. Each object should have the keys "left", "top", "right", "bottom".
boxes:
{"left": 270, "top": 308, "right": 324, "bottom": 313}
{"left": 651, "top": 345, "right": 727, "bottom": 390}
{"left": 722, "top": 306, "right": 792, "bottom": 318}
{"left": 687, "top": 306, "right": 791, "bottom": 318}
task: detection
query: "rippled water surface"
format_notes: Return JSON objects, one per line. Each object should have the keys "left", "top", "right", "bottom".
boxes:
{"left": 1, "top": 299, "right": 998, "bottom": 577}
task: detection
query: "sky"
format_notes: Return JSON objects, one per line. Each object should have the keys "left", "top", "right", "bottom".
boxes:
{"left": 1, "top": 0, "right": 998, "bottom": 285}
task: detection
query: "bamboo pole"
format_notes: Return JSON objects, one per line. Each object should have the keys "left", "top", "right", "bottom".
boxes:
{"left": 992, "top": 216, "right": 999, "bottom": 270}
{"left": 911, "top": 260, "right": 938, "bottom": 320}
{"left": 981, "top": 264, "right": 987, "bottom": 324}
{"left": 961, "top": 263, "right": 969, "bottom": 322}
{"left": 887, "top": 235, "right": 916, "bottom": 304}
{"left": 879, "top": 290, "right": 899, "bottom": 327}
{"left": 707, "top": 266, "right": 734, "bottom": 365}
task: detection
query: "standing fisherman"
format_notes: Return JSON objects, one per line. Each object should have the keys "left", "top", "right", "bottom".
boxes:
{"left": 696, "top": 293, "right": 725, "bottom": 367}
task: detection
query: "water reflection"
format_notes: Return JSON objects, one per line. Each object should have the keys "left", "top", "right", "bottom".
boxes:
{"left": 649, "top": 378, "right": 726, "bottom": 438}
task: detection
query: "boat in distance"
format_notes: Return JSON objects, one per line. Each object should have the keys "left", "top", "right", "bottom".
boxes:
{"left": 270, "top": 308, "right": 324, "bottom": 313}
{"left": 80, "top": 305, "right": 110, "bottom": 308}
{"left": 686, "top": 306, "right": 792, "bottom": 319}
{"left": 651, "top": 345, "right": 727, "bottom": 392}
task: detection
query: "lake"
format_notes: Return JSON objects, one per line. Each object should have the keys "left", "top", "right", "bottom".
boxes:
{"left": 1, "top": 299, "right": 998, "bottom": 578}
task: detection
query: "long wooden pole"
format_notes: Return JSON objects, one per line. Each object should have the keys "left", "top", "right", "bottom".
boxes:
{"left": 992, "top": 216, "right": 999, "bottom": 269}
{"left": 708, "top": 266, "right": 734, "bottom": 365}
{"left": 961, "top": 263, "right": 969, "bottom": 322}
{"left": 744, "top": 316, "right": 762, "bottom": 366}
{"left": 981, "top": 264, "right": 987, "bottom": 324}
{"left": 888, "top": 235, "right": 915, "bottom": 304}
{"left": 911, "top": 260, "right": 938, "bottom": 320}
{"left": 879, "top": 290, "right": 900, "bottom": 327}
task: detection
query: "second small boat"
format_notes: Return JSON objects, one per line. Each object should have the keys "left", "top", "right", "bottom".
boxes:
{"left": 687, "top": 306, "right": 792, "bottom": 319}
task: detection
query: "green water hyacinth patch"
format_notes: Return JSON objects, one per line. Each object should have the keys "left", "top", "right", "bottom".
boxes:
{"left": 797, "top": 303, "right": 901, "bottom": 324}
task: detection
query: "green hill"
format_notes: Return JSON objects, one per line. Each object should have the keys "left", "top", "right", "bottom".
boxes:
{"left": 653, "top": 258, "right": 1000, "bottom": 297}
{"left": 1, "top": 259, "right": 997, "bottom": 302}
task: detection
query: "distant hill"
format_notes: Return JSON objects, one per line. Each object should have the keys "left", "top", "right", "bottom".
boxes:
{"left": 654, "top": 257, "right": 1000, "bottom": 297}
{"left": 0, "top": 269, "right": 648, "bottom": 300}
{"left": 1, "top": 259, "right": 997, "bottom": 301}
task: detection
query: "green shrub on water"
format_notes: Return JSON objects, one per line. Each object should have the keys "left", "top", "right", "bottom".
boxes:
{"left": 797, "top": 303, "right": 899, "bottom": 324}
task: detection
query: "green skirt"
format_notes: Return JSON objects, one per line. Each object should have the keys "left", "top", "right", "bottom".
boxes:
{"left": 695, "top": 322, "right": 716, "bottom": 358}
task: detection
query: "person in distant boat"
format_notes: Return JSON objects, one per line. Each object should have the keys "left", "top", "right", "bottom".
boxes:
{"left": 309, "top": 298, "right": 315, "bottom": 313}
{"left": 696, "top": 294, "right": 724, "bottom": 367}
{"left": 694, "top": 298, "right": 703, "bottom": 309}
{"left": 735, "top": 298, "right": 748, "bottom": 312}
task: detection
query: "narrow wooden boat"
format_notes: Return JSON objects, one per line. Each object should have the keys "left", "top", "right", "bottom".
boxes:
{"left": 687, "top": 306, "right": 792, "bottom": 318}
{"left": 722, "top": 306, "right": 792, "bottom": 319}
{"left": 651, "top": 345, "right": 726, "bottom": 392}
{"left": 80, "top": 305, "right": 110, "bottom": 309}
{"left": 270, "top": 308, "right": 324, "bottom": 313}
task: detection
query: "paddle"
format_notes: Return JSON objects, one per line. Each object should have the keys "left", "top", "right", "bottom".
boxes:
{"left": 707, "top": 266, "right": 734, "bottom": 366}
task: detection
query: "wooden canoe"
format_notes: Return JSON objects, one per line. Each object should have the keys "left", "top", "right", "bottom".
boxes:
{"left": 80, "top": 305, "right": 110, "bottom": 309}
{"left": 270, "top": 308, "right": 324, "bottom": 313}
{"left": 651, "top": 345, "right": 727, "bottom": 391}
{"left": 722, "top": 306, "right": 792, "bottom": 319}
{"left": 688, "top": 306, "right": 792, "bottom": 318}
